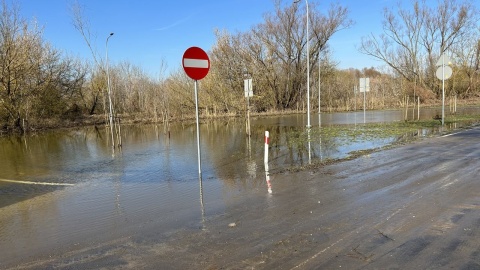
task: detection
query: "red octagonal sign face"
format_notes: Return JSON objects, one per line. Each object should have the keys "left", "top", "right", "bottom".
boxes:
{"left": 182, "top": 47, "right": 210, "bottom": 81}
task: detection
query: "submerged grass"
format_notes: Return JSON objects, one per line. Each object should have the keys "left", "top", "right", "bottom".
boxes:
{"left": 278, "top": 113, "right": 480, "bottom": 173}
{"left": 293, "top": 113, "right": 480, "bottom": 145}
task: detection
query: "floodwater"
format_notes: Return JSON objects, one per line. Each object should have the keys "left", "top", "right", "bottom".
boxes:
{"left": 0, "top": 107, "right": 478, "bottom": 267}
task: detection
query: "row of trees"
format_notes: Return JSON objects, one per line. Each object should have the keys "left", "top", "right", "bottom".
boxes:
{"left": 165, "top": 0, "right": 480, "bottom": 116}
{"left": 1, "top": 0, "right": 479, "bottom": 133}
{"left": 360, "top": 0, "right": 480, "bottom": 99}
{"left": 0, "top": 1, "right": 88, "bottom": 132}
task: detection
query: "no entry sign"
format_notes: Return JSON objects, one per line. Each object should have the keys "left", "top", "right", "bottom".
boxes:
{"left": 182, "top": 47, "right": 210, "bottom": 80}
{"left": 182, "top": 47, "right": 210, "bottom": 179}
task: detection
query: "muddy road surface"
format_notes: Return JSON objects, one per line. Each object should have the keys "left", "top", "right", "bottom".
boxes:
{"left": 5, "top": 127, "right": 480, "bottom": 269}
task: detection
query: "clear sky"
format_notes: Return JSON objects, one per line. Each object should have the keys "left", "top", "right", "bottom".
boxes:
{"left": 19, "top": 0, "right": 392, "bottom": 78}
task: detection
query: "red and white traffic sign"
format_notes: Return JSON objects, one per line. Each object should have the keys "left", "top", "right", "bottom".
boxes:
{"left": 182, "top": 47, "right": 210, "bottom": 80}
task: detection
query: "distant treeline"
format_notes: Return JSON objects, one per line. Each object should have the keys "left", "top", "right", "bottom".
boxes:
{"left": 1, "top": 0, "right": 479, "bottom": 133}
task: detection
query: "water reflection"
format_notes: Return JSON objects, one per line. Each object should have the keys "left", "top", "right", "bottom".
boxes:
{"left": 0, "top": 108, "right": 474, "bottom": 197}
{"left": 199, "top": 175, "right": 206, "bottom": 229}
{"left": 265, "top": 169, "right": 273, "bottom": 194}
{"left": 264, "top": 130, "right": 273, "bottom": 194}
{"left": 0, "top": 108, "right": 479, "bottom": 267}
{"left": 307, "top": 128, "right": 312, "bottom": 165}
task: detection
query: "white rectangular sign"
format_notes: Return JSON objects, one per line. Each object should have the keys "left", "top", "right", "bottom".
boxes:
{"left": 183, "top": 58, "right": 209, "bottom": 68}
{"left": 359, "top": 78, "right": 370, "bottom": 93}
{"left": 244, "top": 79, "right": 253, "bottom": 97}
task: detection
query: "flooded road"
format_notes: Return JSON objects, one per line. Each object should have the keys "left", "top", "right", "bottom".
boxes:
{"left": 1, "top": 108, "right": 479, "bottom": 269}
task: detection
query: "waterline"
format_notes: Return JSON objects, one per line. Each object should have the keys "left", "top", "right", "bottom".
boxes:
{"left": 0, "top": 178, "right": 74, "bottom": 186}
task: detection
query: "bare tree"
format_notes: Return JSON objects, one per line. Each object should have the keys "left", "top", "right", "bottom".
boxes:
{"left": 0, "top": 0, "right": 88, "bottom": 132}
{"left": 360, "top": 0, "right": 479, "bottom": 98}
{"left": 207, "top": 0, "right": 352, "bottom": 112}
{"left": 70, "top": 1, "right": 109, "bottom": 117}
{"left": 0, "top": 0, "right": 37, "bottom": 130}
{"left": 449, "top": 27, "right": 480, "bottom": 97}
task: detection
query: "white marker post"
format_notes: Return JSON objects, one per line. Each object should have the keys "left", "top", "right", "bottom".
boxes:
{"left": 264, "top": 131, "right": 269, "bottom": 171}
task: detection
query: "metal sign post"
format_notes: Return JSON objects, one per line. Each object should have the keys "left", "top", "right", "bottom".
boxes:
{"left": 194, "top": 80, "right": 202, "bottom": 178}
{"left": 435, "top": 54, "right": 453, "bottom": 126}
{"left": 244, "top": 78, "right": 253, "bottom": 136}
{"left": 182, "top": 47, "right": 210, "bottom": 179}
{"left": 359, "top": 78, "right": 370, "bottom": 123}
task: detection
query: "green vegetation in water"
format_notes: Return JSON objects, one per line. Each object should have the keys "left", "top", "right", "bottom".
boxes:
{"left": 276, "top": 114, "right": 480, "bottom": 173}
{"left": 267, "top": 114, "right": 480, "bottom": 174}
{"left": 284, "top": 113, "right": 480, "bottom": 150}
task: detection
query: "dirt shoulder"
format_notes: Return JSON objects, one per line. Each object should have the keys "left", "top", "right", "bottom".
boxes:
{"left": 8, "top": 127, "right": 480, "bottom": 269}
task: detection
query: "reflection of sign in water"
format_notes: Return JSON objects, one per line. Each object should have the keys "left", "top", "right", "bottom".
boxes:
{"left": 264, "top": 131, "right": 272, "bottom": 194}
{"left": 246, "top": 160, "right": 256, "bottom": 178}
{"left": 359, "top": 78, "right": 370, "bottom": 92}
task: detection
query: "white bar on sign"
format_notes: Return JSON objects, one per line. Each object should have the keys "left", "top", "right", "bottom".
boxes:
{"left": 184, "top": 58, "right": 208, "bottom": 68}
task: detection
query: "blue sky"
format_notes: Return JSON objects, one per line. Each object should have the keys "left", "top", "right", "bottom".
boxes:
{"left": 19, "top": 0, "right": 391, "bottom": 78}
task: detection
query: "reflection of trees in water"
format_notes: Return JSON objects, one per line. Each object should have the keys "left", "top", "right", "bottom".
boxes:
{"left": 200, "top": 119, "right": 265, "bottom": 190}
{"left": 0, "top": 126, "right": 131, "bottom": 186}
{"left": 251, "top": 125, "right": 340, "bottom": 168}
{"left": 0, "top": 129, "right": 98, "bottom": 207}
{"left": 1, "top": 130, "right": 90, "bottom": 181}
{"left": 2, "top": 114, "right": 477, "bottom": 205}
{"left": 201, "top": 120, "right": 336, "bottom": 190}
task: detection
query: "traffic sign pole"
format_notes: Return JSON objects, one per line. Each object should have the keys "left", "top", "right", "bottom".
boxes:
{"left": 182, "top": 47, "right": 210, "bottom": 180}
{"left": 436, "top": 53, "right": 453, "bottom": 126}
{"left": 442, "top": 55, "right": 445, "bottom": 126}
{"left": 194, "top": 80, "right": 202, "bottom": 178}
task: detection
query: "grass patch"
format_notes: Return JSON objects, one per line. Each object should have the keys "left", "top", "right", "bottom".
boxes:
{"left": 276, "top": 113, "right": 480, "bottom": 173}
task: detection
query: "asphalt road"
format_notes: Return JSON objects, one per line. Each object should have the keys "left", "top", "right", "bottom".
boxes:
{"left": 6, "top": 126, "right": 480, "bottom": 269}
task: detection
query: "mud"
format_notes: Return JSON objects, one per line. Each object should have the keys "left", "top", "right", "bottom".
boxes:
{"left": 5, "top": 127, "right": 480, "bottom": 269}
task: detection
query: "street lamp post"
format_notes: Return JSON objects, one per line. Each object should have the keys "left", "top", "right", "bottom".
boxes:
{"left": 294, "top": 0, "right": 311, "bottom": 128}
{"left": 106, "top": 32, "right": 115, "bottom": 151}
{"left": 318, "top": 54, "right": 321, "bottom": 126}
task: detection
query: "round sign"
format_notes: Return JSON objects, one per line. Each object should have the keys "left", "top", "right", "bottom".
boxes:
{"left": 182, "top": 47, "right": 210, "bottom": 80}
{"left": 436, "top": 65, "right": 452, "bottom": 80}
